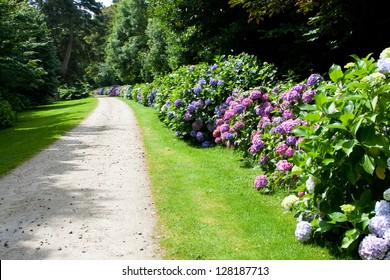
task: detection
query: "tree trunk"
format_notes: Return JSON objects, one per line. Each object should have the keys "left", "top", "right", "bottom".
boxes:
{"left": 61, "top": 22, "right": 74, "bottom": 78}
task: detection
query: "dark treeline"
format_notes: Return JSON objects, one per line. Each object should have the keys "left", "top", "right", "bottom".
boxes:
{"left": 1, "top": 0, "right": 389, "bottom": 127}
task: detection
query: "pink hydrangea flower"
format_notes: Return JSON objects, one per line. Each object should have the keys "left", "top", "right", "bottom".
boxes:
{"left": 276, "top": 143, "right": 288, "bottom": 156}
{"left": 276, "top": 160, "right": 293, "bottom": 172}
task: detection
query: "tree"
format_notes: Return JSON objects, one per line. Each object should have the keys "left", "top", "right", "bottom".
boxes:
{"left": 34, "top": 0, "right": 102, "bottom": 83}
{"left": 106, "top": 0, "right": 148, "bottom": 84}
{"left": 0, "top": 0, "right": 59, "bottom": 109}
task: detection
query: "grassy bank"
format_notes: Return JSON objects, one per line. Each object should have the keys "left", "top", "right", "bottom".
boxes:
{"left": 123, "top": 98, "right": 336, "bottom": 260}
{"left": 0, "top": 97, "right": 98, "bottom": 177}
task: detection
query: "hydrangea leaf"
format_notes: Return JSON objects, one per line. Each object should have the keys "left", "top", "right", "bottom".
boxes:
{"left": 341, "top": 229, "right": 360, "bottom": 249}
{"left": 360, "top": 154, "right": 375, "bottom": 175}
{"left": 329, "top": 64, "right": 344, "bottom": 83}
{"left": 329, "top": 212, "right": 348, "bottom": 222}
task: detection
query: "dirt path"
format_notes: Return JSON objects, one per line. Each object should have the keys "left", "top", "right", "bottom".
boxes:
{"left": 0, "top": 96, "right": 160, "bottom": 259}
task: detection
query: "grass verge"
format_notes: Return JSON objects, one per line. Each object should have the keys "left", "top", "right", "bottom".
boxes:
{"left": 123, "top": 98, "right": 336, "bottom": 260}
{"left": 0, "top": 96, "right": 98, "bottom": 177}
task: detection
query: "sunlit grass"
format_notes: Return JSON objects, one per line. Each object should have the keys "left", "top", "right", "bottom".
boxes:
{"left": 123, "top": 98, "right": 336, "bottom": 260}
{"left": 0, "top": 97, "right": 98, "bottom": 177}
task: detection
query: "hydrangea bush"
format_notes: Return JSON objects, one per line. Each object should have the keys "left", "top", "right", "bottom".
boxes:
{"left": 284, "top": 50, "right": 390, "bottom": 256}
{"left": 152, "top": 53, "right": 277, "bottom": 145}
{"left": 96, "top": 47, "right": 390, "bottom": 259}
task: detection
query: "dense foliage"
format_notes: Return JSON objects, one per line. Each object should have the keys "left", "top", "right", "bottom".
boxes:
{"left": 0, "top": 0, "right": 59, "bottom": 112}
{"left": 98, "top": 47, "right": 390, "bottom": 259}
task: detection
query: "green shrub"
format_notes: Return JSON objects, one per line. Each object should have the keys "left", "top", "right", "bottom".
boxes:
{"left": 0, "top": 99, "right": 17, "bottom": 128}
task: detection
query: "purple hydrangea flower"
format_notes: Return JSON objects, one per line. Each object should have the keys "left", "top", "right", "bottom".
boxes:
{"left": 233, "top": 121, "right": 245, "bottom": 131}
{"left": 192, "top": 119, "right": 203, "bottom": 131}
{"left": 276, "top": 160, "right": 293, "bottom": 172}
{"left": 261, "top": 93, "right": 269, "bottom": 101}
{"left": 255, "top": 107, "right": 264, "bottom": 116}
{"left": 242, "top": 98, "right": 253, "bottom": 107}
{"left": 276, "top": 143, "right": 288, "bottom": 156}
{"left": 259, "top": 155, "right": 269, "bottom": 165}
{"left": 217, "top": 80, "right": 225, "bottom": 86}
{"left": 272, "top": 117, "right": 284, "bottom": 125}
{"left": 283, "top": 109, "right": 294, "bottom": 120}
{"left": 375, "top": 200, "right": 390, "bottom": 216}
{"left": 183, "top": 112, "right": 193, "bottom": 121}
{"left": 302, "top": 90, "right": 315, "bottom": 104}
{"left": 286, "top": 136, "right": 297, "bottom": 146}
{"left": 250, "top": 90, "right": 262, "bottom": 99}
{"left": 285, "top": 90, "right": 300, "bottom": 102}
{"left": 274, "top": 125, "right": 285, "bottom": 134}
{"left": 234, "top": 104, "right": 246, "bottom": 114}
{"left": 285, "top": 147, "right": 295, "bottom": 157}
{"left": 220, "top": 124, "right": 230, "bottom": 133}
{"left": 196, "top": 132, "right": 204, "bottom": 142}
{"left": 187, "top": 104, "right": 196, "bottom": 113}
{"left": 205, "top": 99, "right": 212, "bottom": 106}
{"left": 216, "top": 119, "right": 224, "bottom": 126}
{"left": 369, "top": 216, "right": 390, "bottom": 237}
{"left": 254, "top": 175, "right": 268, "bottom": 190}
{"left": 359, "top": 234, "right": 389, "bottom": 260}
{"left": 224, "top": 109, "right": 235, "bottom": 120}
{"left": 210, "top": 64, "right": 218, "bottom": 71}
{"left": 190, "top": 130, "right": 197, "bottom": 137}
{"left": 281, "top": 119, "right": 298, "bottom": 134}
{"left": 273, "top": 86, "right": 280, "bottom": 93}
{"left": 291, "top": 84, "right": 306, "bottom": 94}
{"left": 295, "top": 221, "right": 312, "bottom": 242}
{"left": 307, "top": 74, "right": 322, "bottom": 87}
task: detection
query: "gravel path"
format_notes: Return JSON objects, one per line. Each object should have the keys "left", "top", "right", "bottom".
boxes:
{"left": 0, "top": 96, "right": 160, "bottom": 259}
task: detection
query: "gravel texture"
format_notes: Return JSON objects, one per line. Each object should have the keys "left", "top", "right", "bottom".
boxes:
{"left": 0, "top": 96, "right": 160, "bottom": 259}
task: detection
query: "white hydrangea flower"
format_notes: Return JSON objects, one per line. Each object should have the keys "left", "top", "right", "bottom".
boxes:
{"left": 384, "top": 188, "right": 390, "bottom": 201}
{"left": 305, "top": 176, "right": 317, "bottom": 194}
{"left": 387, "top": 158, "right": 390, "bottom": 170}
{"left": 295, "top": 221, "right": 312, "bottom": 242}
{"left": 380, "top": 47, "right": 390, "bottom": 59}
{"left": 281, "top": 195, "right": 299, "bottom": 211}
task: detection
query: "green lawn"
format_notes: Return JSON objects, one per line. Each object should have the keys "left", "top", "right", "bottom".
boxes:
{"left": 123, "top": 98, "right": 337, "bottom": 260}
{"left": 0, "top": 97, "right": 98, "bottom": 177}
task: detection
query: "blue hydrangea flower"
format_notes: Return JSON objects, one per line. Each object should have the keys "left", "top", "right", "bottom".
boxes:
{"left": 196, "top": 132, "right": 204, "bottom": 142}
{"left": 377, "top": 58, "right": 390, "bottom": 73}
{"left": 198, "top": 79, "right": 206, "bottom": 86}
{"left": 217, "top": 80, "right": 225, "bottom": 86}
{"left": 295, "top": 221, "right": 312, "bottom": 242}
{"left": 225, "top": 132, "right": 234, "bottom": 140}
{"left": 358, "top": 234, "right": 389, "bottom": 260}
{"left": 369, "top": 216, "right": 390, "bottom": 237}
{"left": 209, "top": 78, "right": 218, "bottom": 86}
{"left": 210, "top": 64, "right": 218, "bottom": 71}
{"left": 202, "top": 141, "right": 211, "bottom": 148}
{"left": 194, "top": 86, "right": 202, "bottom": 94}
{"left": 174, "top": 99, "right": 182, "bottom": 107}
{"left": 375, "top": 200, "right": 390, "bottom": 216}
